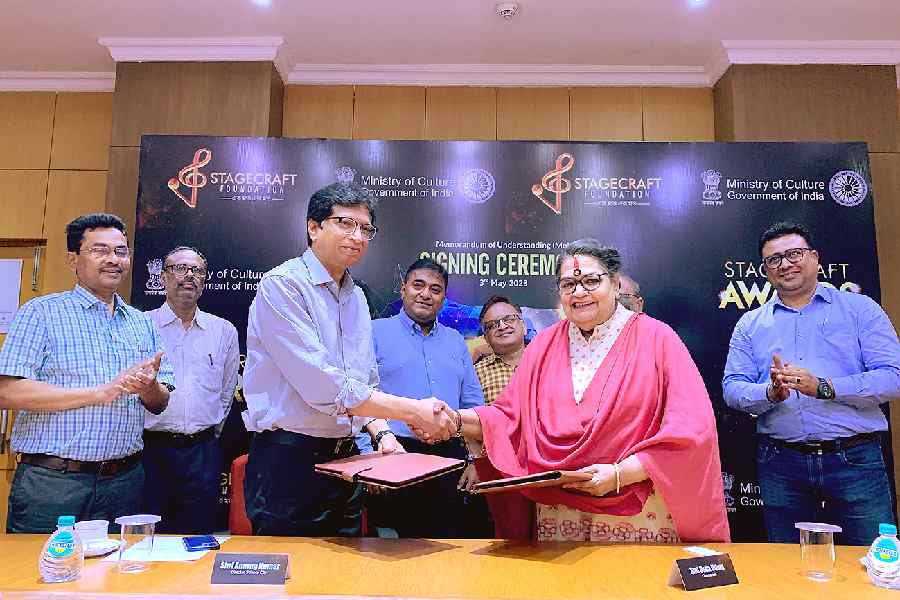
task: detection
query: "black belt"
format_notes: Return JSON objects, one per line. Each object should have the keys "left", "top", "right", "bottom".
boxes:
{"left": 257, "top": 429, "right": 357, "bottom": 459}
{"left": 19, "top": 452, "right": 142, "bottom": 477}
{"left": 767, "top": 432, "right": 881, "bottom": 454}
{"left": 144, "top": 427, "right": 215, "bottom": 448}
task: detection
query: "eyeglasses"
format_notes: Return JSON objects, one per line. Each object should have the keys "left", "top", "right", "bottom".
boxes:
{"left": 557, "top": 272, "right": 608, "bottom": 295}
{"left": 82, "top": 245, "right": 130, "bottom": 259}
{"left": 762, "top": 247, "right": 813, "bottom": 270}
{"left": 165, "top": 264, "right": 208, "bottom": 278}
{"left": 324, "top": 216, "right": 377, "bottom": 241}
{"left": 483, "top": 313, "right": 522, "bottom": 333}
{"left": 618, "top": 293, "right": 642, "bottom": 301}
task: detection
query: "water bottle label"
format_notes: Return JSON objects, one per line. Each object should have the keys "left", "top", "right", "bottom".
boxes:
{"left": 47, "top": 532, "right": 76, "bottom": 558}
{"left": 873, "top": 539, "right": 900, "bottom": 563}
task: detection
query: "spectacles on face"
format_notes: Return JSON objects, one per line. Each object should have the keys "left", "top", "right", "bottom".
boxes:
{"left": 483, "top": 313, "right": 522, "bottom": 333}
{"left": 165, "top": 263, "right": 208, "bottom": 279}
{"left": 323, "top": 216, "right": 377, "bottom": 241}
{"left": 557, "top": 272, "right": 609, "bottom": 295}
{"left": 618, "top": 293, "right": 642, "bottom": 301}
{"left": 82, "top": 245, "right": 130, "bottom": 259}
{"left": 762, "top": 247, "right": 813, "bottom": 270}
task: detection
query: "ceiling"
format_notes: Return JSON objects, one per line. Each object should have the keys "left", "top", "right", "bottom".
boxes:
{"left": 1, "top": 0, "right": 898, "bottom": 88}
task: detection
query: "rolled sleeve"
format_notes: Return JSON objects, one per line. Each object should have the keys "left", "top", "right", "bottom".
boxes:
{"left": 255, "top": 275, "right": 373, "bottom": 416}
{"left": 0, "top": 299, "right": 47, "bottom": 380}
{"left": 722, "top": 316, "right": 775, "bottom": 416}
{"left": 460, "top": 339, "right": 486, "bottom": 410}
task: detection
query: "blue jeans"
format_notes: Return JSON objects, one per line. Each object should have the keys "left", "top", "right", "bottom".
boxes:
{"left": 756, "top": 437, "right": 894, "bottom": 545}
{"left": 6, "top": 461, "right": 144, "bottom": 534}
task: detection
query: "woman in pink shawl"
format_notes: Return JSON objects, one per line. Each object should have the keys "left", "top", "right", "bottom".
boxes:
{"left": 452, "top": 239, "right": 730, "bottom": 543}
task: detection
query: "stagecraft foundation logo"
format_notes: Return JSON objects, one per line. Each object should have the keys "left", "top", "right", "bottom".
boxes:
{"left": 461, "top": 168, "right": 496, "bottom": 204}
{"left": 168, "top": 148, "right": 212, "bottom": 208}
{"left": 829, "top": 170, "right": 868, "bottom": 207}
{"left": 145, "top": 258, "right": 165, "bottom": 294}
{"left": 532, "top": 153, "right": 574, "bottom": 215}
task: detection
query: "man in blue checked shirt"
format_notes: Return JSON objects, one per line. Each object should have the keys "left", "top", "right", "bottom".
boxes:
{"left": 723, "top": 222, "right": 900, "bottom": 545}
{"left": 0, "top": 213, "right": 174, "bottom": 534}
{"left": 362, "top": 258, "right": 488, "bottom": 538}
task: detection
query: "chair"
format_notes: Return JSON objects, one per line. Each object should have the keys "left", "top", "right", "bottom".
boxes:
{"left": 228, "top": 454, "right": 253, "bottom": 535}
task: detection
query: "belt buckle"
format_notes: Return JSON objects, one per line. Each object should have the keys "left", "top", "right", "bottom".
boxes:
{"left": 98, "top": 460, "right": 117, "bottom": 476}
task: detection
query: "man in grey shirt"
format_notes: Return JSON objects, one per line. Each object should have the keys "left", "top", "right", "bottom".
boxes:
{"left": 242, "top": 182, "right": 457, "bottom": 536}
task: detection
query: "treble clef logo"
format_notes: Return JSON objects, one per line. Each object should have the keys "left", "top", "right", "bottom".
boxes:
{"left": 168, "top": 148, "right": 212, "bottom": 208}
{"left": 532, "top": 153, "right": 574, "bottom": 215}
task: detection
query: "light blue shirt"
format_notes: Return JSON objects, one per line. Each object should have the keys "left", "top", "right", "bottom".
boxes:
{"left": 370, "top": 310, "right": 484, "bottom": 442}
{"left": 723, "top": 284, "right": 900, "bottom": 442}
{"left": 242, "top": 249, "right": 377, "bottom": 438}
{"left": 145, "top": 302, "right": 239, "bottom": 435}
{"left": 0, "top": 285, "right": 174, "bottom": 461}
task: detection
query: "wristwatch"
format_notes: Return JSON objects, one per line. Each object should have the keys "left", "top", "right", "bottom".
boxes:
{"left": 816, "top": 377, "right": 835, "bottom": 400}
{"left": 162, "top": 382, "right": 175, "bottom": 392}
{"left": 373, "top": 429, "right": 394, "bottom": 449}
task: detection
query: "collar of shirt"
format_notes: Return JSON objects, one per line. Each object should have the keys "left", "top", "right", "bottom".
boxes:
{"left": 301, "top": 248, "right": 356, "bottom": 299}
{"left": 567, "top": 302, "right": 632, "bottom": 348}
{"left": 396, "top": 308, "right": 439, "bottom": 337}
{"left": 72, "top": 283, "right": 128, "bottom": 317}
{"left": 155, "top": 300, "right": 207, "bottom": 330}
{"left": 772, "top": 282, "right": 834, "bottom": 313}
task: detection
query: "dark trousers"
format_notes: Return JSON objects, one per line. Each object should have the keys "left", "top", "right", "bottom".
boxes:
{"left": 757, "top": 436, "right": 894, "bottom": 546}
{"left": 367, "top": 437, "right": 493, "bottom": 538}
{"left": 142, "top": 431, "right": 223, "bottom": 535}
{"left": 244, "top": 430, "right": 362, "bottom": 537}
{"left": 6, "top": 460, "right": 143, "bottom": 534}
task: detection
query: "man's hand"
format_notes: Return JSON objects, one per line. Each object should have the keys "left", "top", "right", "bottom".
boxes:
{"left": 94, "top": 352, "right": 166, "bottom": 407}
{"left": 767, "top": 353, "right": 790, "bottom": 403}
{"left": 780, "top": 364, "right": 820, "bottom": 397}
{"left": 408, "top": 398, "right": 457, "bottom": 443}
{"left": 376, "top": 432, "right": 406, "bottom": 454}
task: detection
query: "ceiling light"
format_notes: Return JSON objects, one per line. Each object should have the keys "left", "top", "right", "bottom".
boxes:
{"left": 496, "top": 2, "right": 519, "bottom": 19}
{"left": 251, "top": 0, "right": 271, "bottom": 7}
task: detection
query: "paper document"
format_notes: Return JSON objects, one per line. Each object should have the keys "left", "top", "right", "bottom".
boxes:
{"left": 0, "top": 259, "right": 23, "bottom": 333}
{"left": 101, "top": 535, "right": 229, "bottom": 562}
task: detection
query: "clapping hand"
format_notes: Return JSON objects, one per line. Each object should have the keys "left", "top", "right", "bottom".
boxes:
{"left": 95, "top": 352, "right": 164, "bottom": 404}
{"left": 767, "top": 353, "right": 790, "bottom": 403}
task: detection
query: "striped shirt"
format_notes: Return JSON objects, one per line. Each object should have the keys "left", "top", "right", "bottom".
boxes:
{"left": 0, "top": 285, "right": 174, "bottom": 461}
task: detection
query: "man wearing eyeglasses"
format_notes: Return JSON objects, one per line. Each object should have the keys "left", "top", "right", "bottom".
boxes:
{"left": 617, "top": 273, "right": 644, "bottom": 313}
{"left": 723, "top": 221, "right": 900, "bottom": 545}
{"left": 143, "top": 246, "right": 239, "bottom": 534}
{"left": 242, "top": 183, "right": 458, "bottom": 536}
{"left": 0, "top": 213, "right": 174, "bottom": 533}
{"left": 475, "top": 295, "right": 527, "bottom": 406}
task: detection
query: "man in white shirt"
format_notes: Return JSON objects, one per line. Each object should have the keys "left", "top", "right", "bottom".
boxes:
{"left": 144, "top": 246, "right": 239, "bottom": 534}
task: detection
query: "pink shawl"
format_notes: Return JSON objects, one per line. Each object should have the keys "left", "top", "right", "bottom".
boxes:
{"left": 474, "top": 313, "right": 730, "bottom": 543}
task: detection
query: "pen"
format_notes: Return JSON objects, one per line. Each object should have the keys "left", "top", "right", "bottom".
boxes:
{"left": 208, "top": 354, "right": 213, "bottom": 366}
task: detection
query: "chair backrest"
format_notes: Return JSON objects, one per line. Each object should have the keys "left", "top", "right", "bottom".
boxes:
{"left": 228, "top": 454, "right": 253, "bottom": 535}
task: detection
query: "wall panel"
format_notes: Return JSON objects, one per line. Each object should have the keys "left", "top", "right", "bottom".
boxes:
{"left": 353, "top": 86, "right": 425, "bottom": 140}
{"left": 425, "top": 87, "right": 497, "bottom": 141}
{"left": 283, "top": 85, "right": 353, "bottom": 139}
{"left": 642, "top": 87, "right": 714, "bottom": 141}
{"left": 0, "top": 92, "right": 55, "bottom": 169}
{"left": 569, "top": 87, "right": 642, "bottom": 141}
{"left": 497, "top": 88, "right": 568, "bottom": 141}
{"left": 0, "top": 170, "right": 48, "bottom": 238}
{"left": 50, "top": 93, "right": 113, "bottom": 171}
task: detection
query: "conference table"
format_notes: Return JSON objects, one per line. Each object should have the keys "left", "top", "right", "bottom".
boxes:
{"left": 0, "top": 534, "right": 893, "bottom": 599}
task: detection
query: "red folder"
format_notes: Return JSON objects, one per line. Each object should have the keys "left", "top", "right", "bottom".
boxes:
{"left": 315, "top": 452, "right": 465, "bottom": 489}
{"left": 471, "top": 470, "right": 593, "bottom": 494}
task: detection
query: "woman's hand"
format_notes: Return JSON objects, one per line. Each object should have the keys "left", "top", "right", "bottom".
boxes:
{"left": 562, "top": 463, "right": 618, "bottom": 497}
{"left": 457, "top": 462, "right": 480, "bottom": 491}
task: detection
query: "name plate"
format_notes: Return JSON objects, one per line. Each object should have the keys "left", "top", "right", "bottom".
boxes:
{"left": 667, "top": 553, "right": 738, "bottom": 591}
{"left": 211, "top": 552, "right": 290, "bottom": 585}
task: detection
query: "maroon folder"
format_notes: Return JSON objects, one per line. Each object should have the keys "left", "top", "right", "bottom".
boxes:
{"left": 471, "top": 470, "right": 593, "bottom": 494}
{"left": 314, "top": 452, "right": 465, "bottom": 489}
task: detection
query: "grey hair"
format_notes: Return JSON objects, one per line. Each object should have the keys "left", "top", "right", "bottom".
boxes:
{"left": 555, "top": 238, "right": 622, "bottom": 279}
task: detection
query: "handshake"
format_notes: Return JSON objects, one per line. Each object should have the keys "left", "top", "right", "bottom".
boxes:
{"left": 407, "top": 399, "right": 462, "bottom": 444}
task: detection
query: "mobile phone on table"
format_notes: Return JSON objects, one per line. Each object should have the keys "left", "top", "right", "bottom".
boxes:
{"left": 182, "top": 535, "right": 220, "bottom": 551}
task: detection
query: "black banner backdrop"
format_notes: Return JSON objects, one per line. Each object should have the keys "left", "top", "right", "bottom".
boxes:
{"left": 132, "top": 135, "right": 887, "bottom": 540}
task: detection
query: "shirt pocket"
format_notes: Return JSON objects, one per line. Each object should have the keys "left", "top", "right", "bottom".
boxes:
{"left": 817, "top": 314, "right": 861, "bottom": 371}
{"left": 111, "top": 328, "right": 151, "bottom": 368}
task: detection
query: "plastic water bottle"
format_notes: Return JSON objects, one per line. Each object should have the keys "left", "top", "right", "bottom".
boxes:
{"left": 867, "top": 523, "right": 900, "bottom": 588}
{"left": 38, "top": 515, "right": 84, "bottom": 583}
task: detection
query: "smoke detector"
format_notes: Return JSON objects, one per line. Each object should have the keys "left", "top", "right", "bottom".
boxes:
{"left": 495, "top": 2, "right": 519, "bottom": 19}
